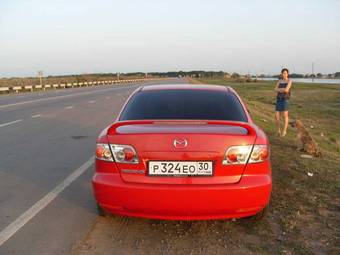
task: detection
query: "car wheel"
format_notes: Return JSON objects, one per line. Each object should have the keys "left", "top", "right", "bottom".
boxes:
{"left": 96, "top": 203, "right": 107, "bottom": 217}
{"left": 250, "top": 205, "right": 268, "bottom": 221}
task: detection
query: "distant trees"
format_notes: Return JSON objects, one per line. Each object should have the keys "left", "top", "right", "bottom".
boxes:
{"left": 271, "top": 72, "right": 340, "bottom": 79}
{"left": 231, "top": 72, "right": 240, "bottom": 78}
{"left": 149, "top": 71, "right": 224, "bottom": 79}
{"left": 289, "top": 73, "right": 304, "bottom": 78}
{"left": 305, "top": 73, "right": 316, "bottom": 78}
{"left": 224, "top": 72, "right": 231, "bottom": 79}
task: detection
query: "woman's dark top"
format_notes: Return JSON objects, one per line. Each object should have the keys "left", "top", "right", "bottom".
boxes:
{"left": 277, "top": 81, "right": 290, "bottom": 100}
{"left": 275, "top": 80, "right": 290, "bottom": 112}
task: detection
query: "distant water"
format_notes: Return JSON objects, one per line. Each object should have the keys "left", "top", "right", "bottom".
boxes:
{"left": 259, "top": 77, "right": 340, "bottom": 84}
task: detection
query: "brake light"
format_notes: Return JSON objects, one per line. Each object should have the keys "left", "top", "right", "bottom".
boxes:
{"left": 96, "top": 143, "right": 113, "bottom": 161}
{"left": 223, "top": 145, "right": 252, "bottom": 165}
{"left": 249, "top": 145, "right": 268, "bottom": 163}
{"left": 223, "top": 145, "right": 268, "bottom": 165}
{"left": 110, "top": 144, "right": 139, "bottom": 164}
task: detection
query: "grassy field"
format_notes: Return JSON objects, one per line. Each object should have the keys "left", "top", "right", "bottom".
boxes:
{"left": 194, "top": 78, "right": 340, "bottom": 254}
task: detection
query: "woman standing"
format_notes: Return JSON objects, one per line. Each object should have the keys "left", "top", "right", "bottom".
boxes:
{"left": 275, "top": 68, "right": 292, "bottom": 137}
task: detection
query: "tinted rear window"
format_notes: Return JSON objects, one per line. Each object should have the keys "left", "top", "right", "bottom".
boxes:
{"left": 119, "top": 89, "right": 247, "bottom": 122}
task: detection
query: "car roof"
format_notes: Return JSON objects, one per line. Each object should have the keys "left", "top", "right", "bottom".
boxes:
{"left": 140, "top": 84, "right": 231, "bottom": 92}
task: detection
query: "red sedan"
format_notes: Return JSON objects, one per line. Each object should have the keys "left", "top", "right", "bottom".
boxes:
{"left": 92, "top": 84, "right": 272, "bottom": 220}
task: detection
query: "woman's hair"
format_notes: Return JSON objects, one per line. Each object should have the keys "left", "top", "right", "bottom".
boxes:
{"left": 281, "top": 68, "right": 289, "bottom": 78}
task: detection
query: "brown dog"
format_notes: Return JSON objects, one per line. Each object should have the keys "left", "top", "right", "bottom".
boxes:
{"left": 290, "top": 119, "right": 321, "bottom": 157}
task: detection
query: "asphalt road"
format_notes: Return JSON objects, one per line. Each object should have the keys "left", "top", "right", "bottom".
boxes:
{"left": 0, "top": 78, "right": 186, "bottom": 255}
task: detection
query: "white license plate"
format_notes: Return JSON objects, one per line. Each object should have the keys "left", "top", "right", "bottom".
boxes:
{"left": 148, "top": 161, "right": 213, "bottom": 176}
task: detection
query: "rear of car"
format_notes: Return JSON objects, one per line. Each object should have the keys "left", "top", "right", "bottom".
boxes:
{"left": 92, "top": 84, "right": 272, "bottom": 220}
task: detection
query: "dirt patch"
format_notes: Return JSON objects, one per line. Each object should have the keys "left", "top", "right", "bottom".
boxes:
{"left": 73, "top": 216, "right": 276, "bottom": 255}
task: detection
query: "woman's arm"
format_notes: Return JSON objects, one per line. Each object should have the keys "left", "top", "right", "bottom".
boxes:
{"left": 284, "top": 80, "right": 292, "bottom": 92}
{"left": 274, "top": 81, "right": 285, "bottom": 92}
{"left": 274, "top": 81, "right": 281, "bottom": 92}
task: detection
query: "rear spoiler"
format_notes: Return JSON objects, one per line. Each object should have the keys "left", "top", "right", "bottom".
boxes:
{"left": 107, "top": 120, "right": 257, "bottom": 136}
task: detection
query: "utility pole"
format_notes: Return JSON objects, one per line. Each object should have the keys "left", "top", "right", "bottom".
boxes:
{"left": 38, "top": 70, "right": 43, "bottom": 86}
{"left": 117, "top": 73, "right": 120, "bottom": 81}
{"left": 312, "top": 62, "right": 315, "bottom": 82}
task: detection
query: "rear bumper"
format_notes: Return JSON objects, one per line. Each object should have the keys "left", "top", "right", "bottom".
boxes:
{"left": 92, "top": 173, "right": 272, "bottom": 220}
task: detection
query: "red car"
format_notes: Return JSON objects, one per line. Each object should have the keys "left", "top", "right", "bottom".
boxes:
{"left": 92, "top": 84, "right": 272, "bottom": 220}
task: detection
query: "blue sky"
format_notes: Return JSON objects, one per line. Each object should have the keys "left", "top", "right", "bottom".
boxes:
{"left": 1, "top": 0, "right": 339, "bottom": 77}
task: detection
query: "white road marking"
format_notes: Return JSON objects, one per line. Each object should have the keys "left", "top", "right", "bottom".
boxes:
{"left": 0, "top": 156, "right": 95, "bottom": 247}
{"left": 0, "top": 119, "right": 23, "bottom": 128}
{"left": 88, "top": 100, "right": 96, "bottom": 104}
{"left": 31, "top": 114, "right": 42, "bottom": 118}
{"left": 105, "top": 97, "right": 111, "bottom": 100}
{"left": 65, "top": 106, "right": 74, "bottom": 109}
{"left": 0, "top": 85, "right": 139, "bottom": 109}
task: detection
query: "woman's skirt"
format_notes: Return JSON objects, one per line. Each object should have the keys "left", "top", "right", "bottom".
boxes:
{"left": 275, "top": 99, "right": 289, "bottom": 112}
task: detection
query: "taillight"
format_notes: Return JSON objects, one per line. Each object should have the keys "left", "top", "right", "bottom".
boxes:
{"left": 110, "top": 144, "right": 139, "bottom": 164}
{"left": 96, "top": 143, "right": 113, "bottom": 161}
{"left": 223, "top": 145, "right": 252, "bottom": 165}
{"left": 249, "top": 145, "right": 269, "bottom": 163}
{"left": 223, "top": 145, "right": 268, "bottom": 165}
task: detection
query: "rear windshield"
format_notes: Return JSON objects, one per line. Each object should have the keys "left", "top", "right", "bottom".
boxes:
{"left": 119, "top": 89, "right": 247, "bottom": 122}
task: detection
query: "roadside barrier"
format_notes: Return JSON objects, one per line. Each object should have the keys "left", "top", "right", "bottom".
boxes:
{"left": 12, "top": 86, "right": 22, "bottom": 93}
{"left": 24, "top": 85, "right": 33, "bottom": 92}
{"left": 0, "top": 87, "right": 10, "bottom": 93}
{"left": 44, "top": 84, "right": 51, "bottom": 90}
{"left": 0, "top": 78, "right": 163, "bottom": 94}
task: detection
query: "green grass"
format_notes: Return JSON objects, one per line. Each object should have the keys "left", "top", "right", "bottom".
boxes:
{"left": 195, "top": 78, "right": 340, "bottom": 254}
{"left": 199, "top": 79, "right": 340, "bottom": 154}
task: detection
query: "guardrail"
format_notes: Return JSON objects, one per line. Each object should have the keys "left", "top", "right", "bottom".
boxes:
{"left": 0, "top": 87, "right": 10, "bottom": 93}
{"left": 13, "top": 86, "right": 22, "bottom": 93}
{"left": 0, "top": 78, "right": 162, "bottom": 94}
{"left": 24, "top": 85, "right": 33, "bottom": 92}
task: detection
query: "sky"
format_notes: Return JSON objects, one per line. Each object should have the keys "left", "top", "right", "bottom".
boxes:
{"left": 0, "top": 0, "right": 339, "bottom": 77}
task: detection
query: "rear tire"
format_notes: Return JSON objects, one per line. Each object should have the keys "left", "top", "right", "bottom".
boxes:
{"left": 249, "top": 205, "right": 268, "bottom": 221}
{"left": 96, "top": 203, "right": 107, "bottom": 217}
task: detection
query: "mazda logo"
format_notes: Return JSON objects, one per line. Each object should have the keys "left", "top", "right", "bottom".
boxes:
{"left": 173, "top": 139, "right": 188, "bottom": 148}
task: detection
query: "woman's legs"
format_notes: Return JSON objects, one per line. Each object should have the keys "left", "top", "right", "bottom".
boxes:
{"left": 281, "top": 111, "right": 289, "bottom": 137}
{"left": 275, "top": 111, "right": 281, "bottom": 135}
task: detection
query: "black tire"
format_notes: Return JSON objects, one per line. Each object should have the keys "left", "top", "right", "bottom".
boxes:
{"left": 249, "top": 205, "right": 268, "bottom": 221}
{"left": 96, "top": 203, "right": 107, "bottom": 217}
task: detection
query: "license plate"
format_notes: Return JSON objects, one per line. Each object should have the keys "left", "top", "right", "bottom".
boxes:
{"left": 148, "top": 161, "right": 213, "bottom": 176}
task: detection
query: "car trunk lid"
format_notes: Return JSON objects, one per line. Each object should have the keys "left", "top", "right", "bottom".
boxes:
{"left": 107, "top": 120, "right": 257, "bottom": 184}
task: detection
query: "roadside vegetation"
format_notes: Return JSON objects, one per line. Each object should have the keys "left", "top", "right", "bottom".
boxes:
{"left": 2, "top": 71, "right": 339, "bottom": 88}
{"left": 0, "top": 73, "right": 152, "bottom": 88}
{"left": 194, "top": 78, "right": 340, "bottom": 254}
{"left": 73, "top": 79, "right": 339, "bottom": 255}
